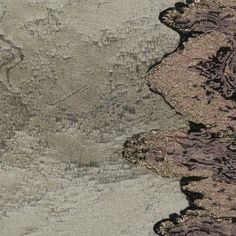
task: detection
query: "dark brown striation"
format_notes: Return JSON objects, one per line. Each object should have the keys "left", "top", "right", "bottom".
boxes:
{"left": 123, "top": 0, "right": 236, "bottom": 235}
{"left": 194, "top": 45, "right": 236, "bottom": 99}
{"left": 146, "top": 31, "right": 236, "bottom": 134}
{"left": 160, "top": 1, "right": 236, "bottom": 35}
{"left": 123, "top": 129, "right": 236, "bottom": 219}
{"left": 154, "top": 215, "right": 236, "bottom": 236}
{"left": 123, "top": 129, "right": 236, "bottom": 184}
{"left": 160, "top": 1, "right": 236, "bottom": 100}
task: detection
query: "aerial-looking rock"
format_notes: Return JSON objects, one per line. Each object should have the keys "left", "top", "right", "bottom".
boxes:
{"left": 123, "top": 0, "right": 236, "bottom": 235}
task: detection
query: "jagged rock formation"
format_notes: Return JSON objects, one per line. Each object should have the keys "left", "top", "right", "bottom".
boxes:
{"left": 123, "top": 0, "right": 236, "bottom": 235}
{"left": 154, "top": 215, "right": 236, "bottom": 236}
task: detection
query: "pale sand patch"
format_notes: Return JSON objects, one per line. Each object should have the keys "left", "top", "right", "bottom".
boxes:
{"left": 0, "top": 0, "right": 188, "bottom": 235}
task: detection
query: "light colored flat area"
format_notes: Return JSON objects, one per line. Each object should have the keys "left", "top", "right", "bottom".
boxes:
{"left": 0, "top": 156, "right": 186, "bottom": 236}
{"left": 0, "top": 130, "right": 187, "bottom": 236}
{"left": 0, "top": 0, "right": 188, "bottom": 235}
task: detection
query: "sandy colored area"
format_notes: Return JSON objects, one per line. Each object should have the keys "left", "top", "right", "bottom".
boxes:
{"left": 0, "top": 0, "right": 188, "bottom": 235}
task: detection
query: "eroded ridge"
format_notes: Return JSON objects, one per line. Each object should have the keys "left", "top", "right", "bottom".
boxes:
{"left": 123, "top": 128, "right": 236, "bottom": 184}
{"left": 123, "top": 128, "right": 236, "bottom": 216}
{"left": 123, "top": 0, "right": 236, "bottom": 235}
{"left": 146, "top": 31, "right": 236, "bottom": 134}
{"left": 160, "top": 0, "right": 236, "bottom": 100}
{"left": 123, "top": 128, "right": 236, "bottom": 235}
{"left": 160, "top": 1, "right": 236, "bottom": 35}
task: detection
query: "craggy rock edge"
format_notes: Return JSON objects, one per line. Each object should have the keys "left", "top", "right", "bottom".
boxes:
{"left": 123, "top": 0, "right": 236, "bottom": 235}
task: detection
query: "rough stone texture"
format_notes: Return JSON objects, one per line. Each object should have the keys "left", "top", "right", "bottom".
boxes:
{"left": 154, "top": 215, "right": 236, "bottom": 236}
{"left": 123, "top": 129, "right": 236, "bottom": 219}
{"left": 0, "top": 0, "right": 189, "bottom": 235}
{"left": 124, "top": 0, "right": 236, "bottom": 235}
{"left": 146, "top": 31, "right": 236, "bottom": 134}
{"left": 160, "top": 0, "right": 236, "bottom": 100}
{"left": 194, "top": 44, "right": 236, "bottom": 99}
{"left": 160, "top": 1, "right": 236, "bottom": 34}
{"left": 0, "top": 82, "right": 30, "bottom": 153}
{"left": 146, "top": 0, "right": 236, "bottom": 134}
{"left": 123, "top": 129, "right": 236, "bottom": 184}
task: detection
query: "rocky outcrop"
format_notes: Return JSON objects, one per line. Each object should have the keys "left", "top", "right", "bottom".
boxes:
{"left": 123, "top": 0, "right": 236, "bottom": 234}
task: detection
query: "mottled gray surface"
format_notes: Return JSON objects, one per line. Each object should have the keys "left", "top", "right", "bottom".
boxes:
{"left": 0, "top": 0, "right": 187, "bottom": 235}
